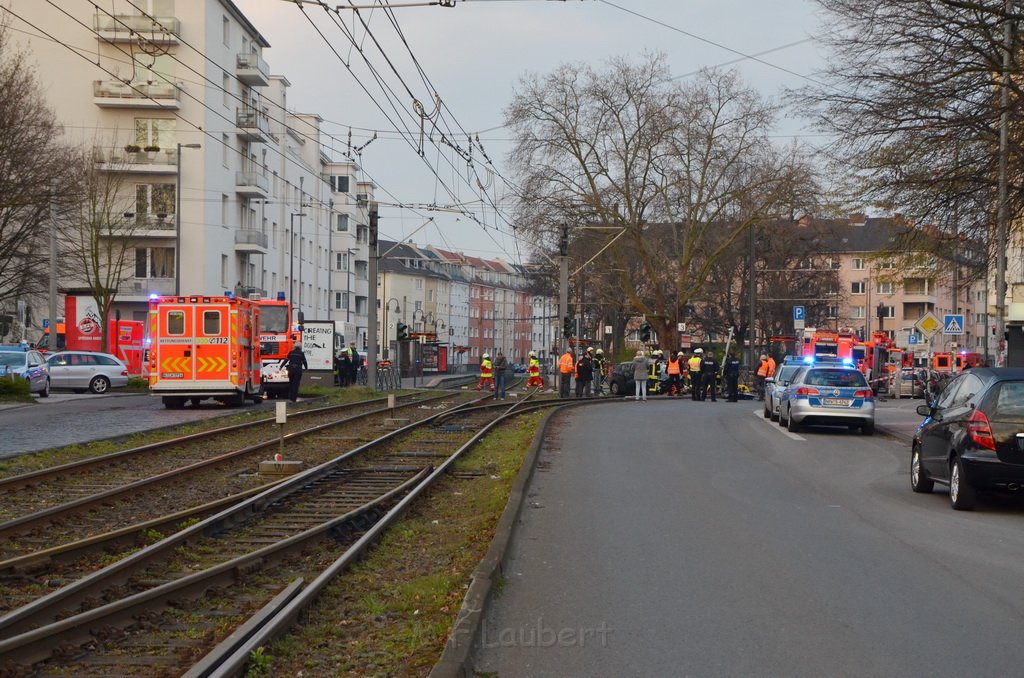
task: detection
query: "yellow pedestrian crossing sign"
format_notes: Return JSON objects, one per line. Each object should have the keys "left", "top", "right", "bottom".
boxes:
{"left": 943, "top": 314, "right": 964, "bottom": 335}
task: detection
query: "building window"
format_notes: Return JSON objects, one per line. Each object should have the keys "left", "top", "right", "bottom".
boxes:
{"left": 851, "top": 281, "right": 865, "bottom": 294}
{"left": 336, "top": 214, "right": 349, "bottom": 231}
{"left": 329, "top": 175, "right": 350, "bottom": 193}
{"left": 851, "top": 306, "right": 865, "bottom": 319}
{"left": 222, "top": 134, "right": 230, "bottom": 167}
{"left": 336, "top": 252, "right": 348, "bottom": 270}
{"left": 852, "top": 258, "right": 865, "bottom": 270}
{"left": 877, "top": 282, "right": 894, "bottom": 295}
{"left": 135, "top": 247, "right": 175, "bottom": 278}
{"left": 415, "top": 279, "right": 423, "bottom": 290}
{"left": 221, "top": 194, "right": 229, "bottom": 227}
{"left": 222, "top": 16, "right": 230, "bottom": 46}
{"left": 134, "top": 118, "right": 175, "bottom": 147}
{"left": 878, "top": 260, "right": 895, "bottom": 269}
{"left": 879, "top": 305, "right": 895, "bottom": 318}
{"left": 826, "top": 305, "right": 838, "bottom": 319}
{"left": 222, "top": 71, "right": 230, "bottom": 108}
{"left": 134, "top": 183, "right": 174, "bottom": 219}
{"left": 221, "top": 255, "right": 228, "bottom": 286}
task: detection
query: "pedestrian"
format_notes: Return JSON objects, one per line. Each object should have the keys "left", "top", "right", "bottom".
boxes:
{"left": 755, "top": 354, "right": 770, "bottom": 400}
{"left": 688, "top": 349, "right": 703, "bottom": 401}
{"left": 337, "top": 349, "right": 352, "bottom": 386}
{"left": 348, "top": 342, "right": 361, "bottom": 386}
{"left": 493, "top": 350, "right": 508, "bottom": 399}
{"left": 700, "top": 349, "right": 720, "bottom": 402}
{"left": 558, "top": 347, "right": 574, "bottom": 398}
{"left": 284, "top": 342, "right": 308, "bottom": 403}
{"left": 724, "top": 351, "right": 742, "bottom": 402}
{"left": 592, "top": 348, "right": 607, "bottom": 396}
{"left": 575, "top": 350, "right": 593, "bottom": 398}
{"left": 476, "top": 353, "right": 495, "bottom": 391}
{"left": 632, "top": 350, "right": 650, "bottom": 401}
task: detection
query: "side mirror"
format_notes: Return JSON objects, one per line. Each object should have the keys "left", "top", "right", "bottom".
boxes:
{"left": 916, "top": 404, "right": 931, "bottom": 417}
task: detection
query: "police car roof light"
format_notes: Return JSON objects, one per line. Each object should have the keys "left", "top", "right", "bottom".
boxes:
{"left": 842, "top": 358, "right": 855, "bottom": 366}
{"left": 803, "top": 355, "right": 815, "bottom": 364}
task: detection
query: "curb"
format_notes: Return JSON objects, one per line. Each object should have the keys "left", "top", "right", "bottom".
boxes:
{"left": 429, "top": 400, "right": 593, "bottom": 678}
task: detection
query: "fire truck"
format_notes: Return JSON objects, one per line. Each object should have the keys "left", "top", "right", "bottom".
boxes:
{"left": 147, "top": 294, "right": 262, "bottom": 408}
{"left": 37, "top": 296, "right": 146, "bottom": 375}
{"left": 255, "top": 293, "right": 300, "bottom": 399}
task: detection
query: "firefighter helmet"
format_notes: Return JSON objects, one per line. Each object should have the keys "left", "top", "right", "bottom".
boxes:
{"left": 529, "top": 350, "right": 537, "bottom": 357}
{"left": 483, "top": 353, "right": 490, "bottom": 359}
{"left": 596, "top": 348, "right": 603, "bottom": 355}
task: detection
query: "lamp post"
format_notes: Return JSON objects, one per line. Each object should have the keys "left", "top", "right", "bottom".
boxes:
{"left": 344, "top": 247, "right": 356, "bottom": 325}
{"left": 290, "top": 212, "right": 306, "bottom": 317}
{"left": 175, "top": 142, "right": 201, "bottom": 295}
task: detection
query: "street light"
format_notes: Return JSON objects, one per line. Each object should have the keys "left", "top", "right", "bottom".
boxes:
{"left": 343, "top": 247, "right": 356, "bottom": 324}
{"left": 290, "top": 212, "right": 306, "bottom": 317}
{"left": 175, "top": 142, "right": 201, "bottom": 295}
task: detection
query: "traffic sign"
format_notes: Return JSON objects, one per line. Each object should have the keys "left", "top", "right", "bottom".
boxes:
{"left": 793, "top": 305, "right": 805, "bottom": 321}
{"left": 915, "top": 311, "right": 941, "bottom": 337}
{"left": 943, "top": 314, "right": 965, "bottom": 335}
{"left": 908, "top": 333, "right": 919, "bottom": 345}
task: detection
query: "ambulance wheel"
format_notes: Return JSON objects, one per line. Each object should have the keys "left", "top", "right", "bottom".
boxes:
{"left": 162, "top": 396, "right": 185, "bottom": 409}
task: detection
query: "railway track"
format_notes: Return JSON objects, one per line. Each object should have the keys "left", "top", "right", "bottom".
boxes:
{"left": 0, "top": 394, "right": 577, "bottom": 675}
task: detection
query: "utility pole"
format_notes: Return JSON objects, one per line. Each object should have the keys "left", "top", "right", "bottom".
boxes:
{"left": 995, "top": 1, "right": 1012, "bottom": 365}
{"left": 367, "top": 203, "right": 379, "bottom": 390}
{"left": 558, "top": 223, "right": 569, "bottom": 393}
{"left": 48, "top": 184, "right": 58, "bottom": 349}
{"left": 747, "top": 221, "right": 756, "bottom": 367}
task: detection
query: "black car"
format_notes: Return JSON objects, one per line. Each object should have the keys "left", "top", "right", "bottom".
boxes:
{"left": 912, "top": 368, "right": 1024, "bottom": 510}
{"left": 609, "top": 361, "right": 638, "bottom": 395}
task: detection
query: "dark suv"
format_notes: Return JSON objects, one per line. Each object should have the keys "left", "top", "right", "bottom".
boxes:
{"left": 912, "top": 368, "right": 1024, "bottom": 510}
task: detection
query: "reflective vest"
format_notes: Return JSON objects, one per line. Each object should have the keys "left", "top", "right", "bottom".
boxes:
{"left": 528, "top": 358, "right": 540, "bottom": 376}
{"left": 756, "top": 359, "right": 769, "bottom": 377}
{"left": 687, "top": 357, "right": 702, "bottom": 373}
{"left": 766, "top": 357, "right": 777, "bottom": 377}
{"left": 480, "top": 359, "right": 493, "bottom": 378}
{"left": 667, "top": 357, "right": 681, "bottom": 375}
{"left": 559, "top": 352, "right": 574, "bottom": 374}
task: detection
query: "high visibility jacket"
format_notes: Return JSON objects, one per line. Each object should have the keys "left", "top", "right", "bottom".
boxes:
{"left": 687, "top": 357, "right": 702, "bottom": 373}
{"left": 480, "top": 359, "right": 493, "bottom": 378}
{"left": 667, "top": 357, "right": 681, "bottom": 374}
{"left": 766, "top": 357, "right": 777, "bottom": 377}
{"left": 559, "top": 352, "right": 574, "bottom": 374}
{"left": 528, "top": 358, "right": 540, "bottom": 376}
{"left": 756, "top": 359, "right": 769, "bottom": 377}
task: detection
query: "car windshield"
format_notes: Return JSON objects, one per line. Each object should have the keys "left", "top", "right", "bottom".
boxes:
{"left": 992, "top": 381, "right": 1024, "bottom": 418}
{"left": 776, "top": 364, "right": 800, "bottom": 384}
{"left": 260, "top": 306, "right": 289, "bottom": 333}
{"left": 0, "top": 353, "right": 25, "bottom": 368}
{"left": 804, "top": 368, "right": 867, "bottom": 388}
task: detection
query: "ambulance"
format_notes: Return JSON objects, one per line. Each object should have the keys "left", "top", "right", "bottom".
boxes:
{"left": 147, "top": 294, "right": 262, "bottom": 408}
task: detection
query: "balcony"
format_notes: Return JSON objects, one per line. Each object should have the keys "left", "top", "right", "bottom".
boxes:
{"left": 236, "top": 52, "right": 270, "bottom": 87}
{"left": 93, "top": 80, "right": 179, "bottom": 109}
{"left": 94, "top": 14, "right": 180, "bottom": 44}
{"left": 235, "top": 171, "right": 269, "bottom": 199}
{"left": 126, "top": 214, "right": 175, "bottom": 237}
{"left": 236, "top": 108, "right": 270, "bottom": 143}
{"left": 902, "top": 293, "right": 937, "bottom": 305}
{"left": 93, "top": 146, "right": 177, "bottom": 174}
{"left": 234, "top": 229, "right": 269, "bottom": 254}
{"left": 119, "top": 277, "right": 175, "bottom": 298}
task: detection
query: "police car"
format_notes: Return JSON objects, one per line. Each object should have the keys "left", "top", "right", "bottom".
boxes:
{"left": 763, "top": 355, "right": 806, "bottom": 422}
{"left": 777, "top": 357, "right": 875, "bottom": 435}
{"left": 0, "top": 346, "right": 50, "bottom": 397}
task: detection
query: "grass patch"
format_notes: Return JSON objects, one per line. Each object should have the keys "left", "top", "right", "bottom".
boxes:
{"left": 0, "top": 375, "right": 32, "bottom": 403}
{"left": 259, "top": 411, "right": 544, "bottom": 677}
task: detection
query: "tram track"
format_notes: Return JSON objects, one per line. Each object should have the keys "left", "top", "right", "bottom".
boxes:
{"left": 0, "top": 394, "right": 575, "bottom": 675}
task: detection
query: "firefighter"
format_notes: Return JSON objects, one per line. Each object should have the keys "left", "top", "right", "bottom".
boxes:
{"left": 592, "top": 348, "right": 607, "bottom": 396}
{"left": 284, "top": 342, "right": 308, "bottom": 403}
{"left": 688, "top": 349, "right": 703, "bottom": 401}
{"left": 526, "top": 351, "right": 545, "bottom": 390}
{"left": 755, "top": 354, "right": 770, "bottom": 400}
{"left": 476, "top": 353, "right": 494, "bottom": 391}
{"left": 700, "top": 349, "right": 720, "bottom": 402}
{"left": 724, "top": 351, "right": 742, "bottom": 402}
{"left": 558, "top": 347, "right": 574, "bottom": 398}
{"left": 666, "top": 351, "right": 683, "bottom": 396}
{"left": 648, "top": 349, "right": 663, "bottom": 395}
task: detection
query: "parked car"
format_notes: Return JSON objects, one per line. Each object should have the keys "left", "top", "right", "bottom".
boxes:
{"left": 912, "top": 367, "right": 1024, "bottom": 510}
{"left": 45, "top": 351, "right": 129, "bottom": 394}
{"left": 609, "top": 361, "right": 638, "bottom": 396}
{"left": 890, "top": 367, "right": 926, "bottom": 399}
{"left": 778, "top": 362, "right": 875, "bottom": 434}
{"left": 0, "top": 346, "right": 50, "bottom": 397}
{"left": 763, "top": 359, "right": 806, "bottom": 421}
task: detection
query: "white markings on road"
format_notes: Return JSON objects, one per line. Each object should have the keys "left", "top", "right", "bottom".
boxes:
{"left": 752, "top": 409, "right": 806, "bottom": 441}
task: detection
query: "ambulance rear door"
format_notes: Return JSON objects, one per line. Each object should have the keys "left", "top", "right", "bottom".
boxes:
{"left": 193, "top": 303, "right": 232, "bottom": 385}
{"left": 154, "top": 301, "right": 196, "bottom": 386}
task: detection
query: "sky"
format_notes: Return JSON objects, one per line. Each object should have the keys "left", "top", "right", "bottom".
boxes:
{"left": 240, "top": 0, "right": 828, "bottom": 263}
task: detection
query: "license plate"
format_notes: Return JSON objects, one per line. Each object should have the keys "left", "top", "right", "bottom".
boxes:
{"left": 822, "top": 398, "right": 851, "bottom": 406}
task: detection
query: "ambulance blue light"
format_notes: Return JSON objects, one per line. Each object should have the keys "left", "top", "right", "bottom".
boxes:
{"left": 148, "top": 293, "right": 159, "bottom": 301}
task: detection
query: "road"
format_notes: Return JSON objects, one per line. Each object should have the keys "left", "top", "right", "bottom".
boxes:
{"left": 474, "top": 398, "right": 1024, "bottom": 677}
{"left": 0, "top": 392, "right": 276, "bottom": 459}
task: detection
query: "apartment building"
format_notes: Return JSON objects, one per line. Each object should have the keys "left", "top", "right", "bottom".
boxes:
{"left": 11, "top": 0, "right": 369, "bottom": 344}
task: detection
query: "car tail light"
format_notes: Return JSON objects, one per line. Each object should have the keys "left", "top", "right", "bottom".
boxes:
{"left": 796, "top": 387, "right": 820, "bottom": 396}
{"left": 120, "top": 370, "right": 128, "bottom": 376}
{"left": 853, "top": 389, "right": 873, "bottom": 398}
{"left": 966, "top": 409, "right": 996, "bottom": 451}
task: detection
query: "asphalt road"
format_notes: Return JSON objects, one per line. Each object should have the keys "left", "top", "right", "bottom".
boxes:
{"left": 0, "top": 392, "right": 276, "bottom": 458}
{"left": 474, "top": 399, "right": 1024, "bottom": 677}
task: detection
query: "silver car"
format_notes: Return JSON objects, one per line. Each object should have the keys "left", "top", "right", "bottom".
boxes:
{"left": 778, "top": 364, "right": 876, "bottom": 435}
{"left": 45, "top": 351, "right": 129, "bottom": 394}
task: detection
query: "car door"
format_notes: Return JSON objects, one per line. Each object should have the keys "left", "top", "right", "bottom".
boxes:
{"left": 26, "top": 350, "right": 47, "bottom": 391}
{"left": 919, "top": 374, "right": 978, "bottom": 478}
{"left": 47, "top": 354, "right": 71, "bottom": 388}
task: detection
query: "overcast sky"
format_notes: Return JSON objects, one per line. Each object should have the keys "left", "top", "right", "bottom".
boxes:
{"left": 241, "top": 0, "right": 827, "bottom": 262}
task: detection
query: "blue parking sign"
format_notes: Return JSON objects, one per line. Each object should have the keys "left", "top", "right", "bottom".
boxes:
{"left": 793, "top": 305, "right": 805, "bottom": 321}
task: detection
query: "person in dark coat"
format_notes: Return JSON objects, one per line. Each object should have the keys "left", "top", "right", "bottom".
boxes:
{"left": 724, "top": 351, "right": 742, "bottom": 402}
{"left": 284, "top": 342, "right": 308, "bottom": 402}
{"left": 493, "top": 351, "right": 509, "bottom": 399}
{"left": 348, "top": 342, "right": 361, "bottom": 386}
{"left": 700, "top": 351, "right": 720, "bottom": 402}
{"left": 337, "top": 350, "right": 352, "bottom": 387}
{"left": 575, "top": 351, "right": 594, "bottom": 398}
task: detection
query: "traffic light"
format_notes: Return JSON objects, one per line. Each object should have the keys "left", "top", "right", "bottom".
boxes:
{"left": 640, "top": 322, "right": 652, "bottom": 342}
{"left": 563, "top": 315, "right": 573, "bottom": 339}
{"left": 396, "top": 322, "right": 409, "bottom": 340}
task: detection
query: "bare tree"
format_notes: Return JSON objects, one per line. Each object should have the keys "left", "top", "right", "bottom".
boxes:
{"left": 505, "top": 53, "right": 820, "bottom": 347}
{"left": 0, "top": 22, "right": 77, "bottom": 317}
